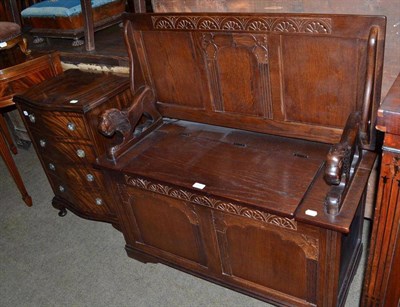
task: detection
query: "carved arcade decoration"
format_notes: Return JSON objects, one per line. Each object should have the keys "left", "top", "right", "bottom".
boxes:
{"left": 213, "top": 213, "right": 318, "bottom": 261}
{"left": 200, "top": 33, "right": 272, "bottom": 117}
{"left": 151, "top": 15, "right": 332, "bottom": 34}
{"left": 124, "top": 175, "right": 298, "bottom": 230}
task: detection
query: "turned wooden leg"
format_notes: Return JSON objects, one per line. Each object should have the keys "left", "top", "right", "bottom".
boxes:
{"left": 17, "top": 37, "right": 31, "bottom": 56}
{"left": 0, "top": 114, "right": 17, "bottom": 154}
{"left": 0, "top": 130, "right": 32, "bottom": 206}
{"left": 52, "top": 196, "right": 67, "bottom": 217}
{"left": 58, "top": 208, "right": 67, "bottom": 217}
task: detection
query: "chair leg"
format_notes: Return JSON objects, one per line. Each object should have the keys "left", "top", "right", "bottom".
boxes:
{"left": 0, "top": 131, "right": 32, "bottom": 207}
{"left": 0, "top": 114, "right": 17, "bottom": 154}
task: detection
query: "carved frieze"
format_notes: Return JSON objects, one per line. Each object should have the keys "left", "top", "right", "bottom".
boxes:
{"left": 151, "top": 16, "right": 332, "bottom": 34}
{"left": 124, "top": 175, "right": 298, "bottom": 230}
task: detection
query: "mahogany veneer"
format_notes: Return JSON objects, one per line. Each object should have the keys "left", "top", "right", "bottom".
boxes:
{"left": 14, "top": 69, "right": 132, "bottom": 226}
{"left": 0, "top": 52, "right": 63, "bottom": 206}
{"left": 362, "top": 74, "right": 400, "bottom": 306}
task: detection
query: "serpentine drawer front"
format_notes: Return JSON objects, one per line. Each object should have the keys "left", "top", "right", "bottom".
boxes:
{"left": 14, "top": 69, "right": 132, "bottom": 226}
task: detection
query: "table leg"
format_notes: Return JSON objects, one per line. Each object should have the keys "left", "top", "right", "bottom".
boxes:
{"left": 0, "top": 130, "right": 32, "bottom": 206}
{"left": 0, "top": 114, "right": 17, "bottom": 154}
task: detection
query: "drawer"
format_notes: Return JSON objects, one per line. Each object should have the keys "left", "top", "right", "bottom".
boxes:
{"left": 64, "top": 167, "right": 107, "bottom": 190}
{"left": 70, "top": 189, "right": 115, "bottom": 218}
{"left": 48, "top": 175, "right": 115, "bottom": 218}
{"left": 20, "top": 106, "right": 89, "bottom": 139}
{"left": 32, "top": 133, "right": 97, "bottom": 164}
{"left": 42, "top": 159, "right": 106, "bottom": 190}
{"left": 46, "top": 174, "right": 76, "bottom": 205}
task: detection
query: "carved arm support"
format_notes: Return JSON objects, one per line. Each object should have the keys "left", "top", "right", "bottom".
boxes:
{"left": 324, "top": 111, "right": 363, "bottom": 215}
{"left": 98, "top": 86, "right": 162, "bottom": 162}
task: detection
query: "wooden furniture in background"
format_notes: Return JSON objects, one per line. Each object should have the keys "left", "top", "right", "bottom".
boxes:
{"left": 21, "top": 0, "right": 126, "bottom": 51}
{"left": 362, "top": 74, "right": 400, "bottom": 306}
{"left": 0, "top": 21, "right": 30, "bottom": 56}
{"left": 14, "top": 69, "right": 132, "bottom": 226}
{"left": 0, "top": 52, "right": 62, "bottom": 206}
{"left": 90, "top": 13, "right": 384, "bottom": 306}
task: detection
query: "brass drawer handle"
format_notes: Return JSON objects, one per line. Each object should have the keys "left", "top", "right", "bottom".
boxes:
{"left": 48, "top": 163, "right": 55, "bottom": 171}
{"left": 28, "top": 114, "right": 36, "bottom": 123}
{"left": 67, "top": 122, "right": 76, "bottom": 131}
{"left": 95, "top": 198, "right": 103, "bottom": 206}
{"left": 76, "top": 149, "right": 85, "bottom": 158}
{"left": 86, "top": 174, "right": 94, "bottom": 182}
{"left": 39, "top": 139, "right": 46, "bottom": 148}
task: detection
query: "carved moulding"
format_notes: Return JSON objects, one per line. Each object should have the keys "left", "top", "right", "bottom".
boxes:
{"left": 123, "top": 175, "right": 298, "bottom": 231}
{"left": 151, "top": 15, "right": 332, "bottom": 34}
{"left": 200, "top": 32, "right": 272, "bottom": 117}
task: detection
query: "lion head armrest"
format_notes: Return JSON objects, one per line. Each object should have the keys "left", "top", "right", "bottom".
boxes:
{"left": 98, "top": 86, "right": 163, "bottom": 162}
{"left": 324, "top": 111, "right": 363, "bottom": 216}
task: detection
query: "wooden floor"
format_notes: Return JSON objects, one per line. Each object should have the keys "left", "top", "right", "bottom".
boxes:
{"left": 27, "top": 24, "right": 129, "bottom": 68}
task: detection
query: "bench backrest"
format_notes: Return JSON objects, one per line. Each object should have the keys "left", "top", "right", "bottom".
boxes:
{"left": 124, "top": 13, "right": 385, "bottom": 147}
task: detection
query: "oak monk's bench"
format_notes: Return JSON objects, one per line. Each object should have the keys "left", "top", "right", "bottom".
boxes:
{"left": 14, "top": 12, "right": 386, "bottom": 307}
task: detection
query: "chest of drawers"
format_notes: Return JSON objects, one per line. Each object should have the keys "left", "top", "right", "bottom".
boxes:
{"left": 14, "top": 69, "right": 132, "bottom": 227}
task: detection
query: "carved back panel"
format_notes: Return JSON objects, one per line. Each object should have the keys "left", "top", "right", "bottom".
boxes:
{"left": 124, "top": 13, "right": 385, "bottom": 146}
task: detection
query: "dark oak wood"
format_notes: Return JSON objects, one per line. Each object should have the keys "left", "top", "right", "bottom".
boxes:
{"left": 98, "top": 85, "right": 162, "bottom": 161}
{"left": 362, "top": 74, "right": 400, "bottom": 306}
{"left": 93, "top": 12, "right": 386, "bottom": 306}
{"left": 125, "top": 13, "right": 385, "bottom": 149}
{"left": 11, "top": 9, "right": 387, "bottom": 306}
{"left": 151, "top": 0, "right": 399, "bottom": 100}
{"left": 14, "top": 69, "right": 133, "bottom": 225}
{"left": 324, "top": 112, "right": 362, "bottom": 215}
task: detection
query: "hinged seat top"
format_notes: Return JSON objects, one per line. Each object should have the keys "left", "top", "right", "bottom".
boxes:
{"left": 106, "top": 119, "right": 331, "bottom": 217}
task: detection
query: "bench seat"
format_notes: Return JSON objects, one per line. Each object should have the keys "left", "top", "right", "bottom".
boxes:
{"left": 93, "top": 12, "right": 386, "bottom": 305}
{"left": 103, "top": 119, "right": 331, "bottom": 217}
{"left": 12, "top": 10, "right": 386, "bottom": 306}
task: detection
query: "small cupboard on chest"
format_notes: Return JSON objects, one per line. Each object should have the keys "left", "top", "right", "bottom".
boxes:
{"left": 14, "top": 12, "right": 386, "bottom": 306}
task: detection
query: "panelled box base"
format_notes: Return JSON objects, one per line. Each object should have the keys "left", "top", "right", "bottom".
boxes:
{"left": 100, "top": 122, "right": 365, "bottom": 306}
{"left": 117, "top": 185, "right": 364, "bottom": 307}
